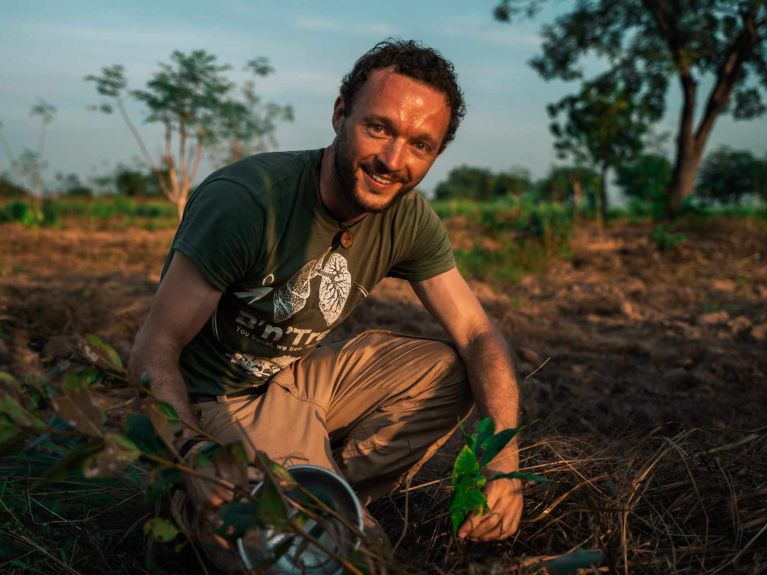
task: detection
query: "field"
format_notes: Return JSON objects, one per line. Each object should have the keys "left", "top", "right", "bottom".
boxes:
{"left": 1, "top": 212, "right": 766, "bottom": 574}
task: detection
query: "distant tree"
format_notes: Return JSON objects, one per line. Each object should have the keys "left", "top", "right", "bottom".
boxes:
{"left": 434, "top": 165, "right": 532, "bottom": 201}
{"left": 112, "top": 164, "right": 162, "bottom": 198}
{"left": 495, "top": 0, "right": 767, "bottom": 216}
{"left": 435, "top": 166, "right": 496, "bottom": 201}
{"left": 615, "top": 153, "right": 673, "bottom": 206}
{"left": 0, "top": 99, "right": 57, "bottom": 196}
{"left": 54, "top": 173, "right": 93, "bottom": 198}
{"left": 537, "top": 165, "right": 600, "bottom": 214}
{"left": 697, "top": 147, "right": 767, "bottom": 203}
{"left": 86, "top": 51, "right": 292, "bottom": 219}
{"left": 0, "top": 175, "right": 28, "bottom": 198}
{"left": 546, "top": 76, "right": 656, "bottom": 224}
{"left": 491, "top": 167, "right": 533, "bottom": 198}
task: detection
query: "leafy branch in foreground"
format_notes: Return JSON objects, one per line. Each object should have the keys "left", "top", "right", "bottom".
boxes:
{"left": 449, "top": 417, "right": 549, "bottom": 536}
{"left": 0, "top": 334, "right": 375, "bottom": 574}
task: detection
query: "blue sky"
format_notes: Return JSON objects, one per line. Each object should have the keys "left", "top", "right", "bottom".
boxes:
{"left": 1, "top": 0, "right": 765, "bottom": 196}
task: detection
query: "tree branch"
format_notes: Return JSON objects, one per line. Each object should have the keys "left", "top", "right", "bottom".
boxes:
{"left": 695, "top": 3, "right": 762, "bottom": 145}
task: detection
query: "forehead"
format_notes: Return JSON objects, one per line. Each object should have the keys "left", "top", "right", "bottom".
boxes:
{"left": 354, "top": 68, "right": 450, "bottom": 120}
{"left": 352, "top": 68, "right": 450, "bottom": 141}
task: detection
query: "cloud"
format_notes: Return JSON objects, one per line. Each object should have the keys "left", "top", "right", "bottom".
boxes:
{"left": 294, "top": 17, "right": 395, "bottom": 37}
{"left": 436, "top": 13, "right": 541, "bottom": 49}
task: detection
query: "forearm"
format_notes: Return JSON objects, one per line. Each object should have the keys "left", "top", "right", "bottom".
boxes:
{"left": 128, "top": 329, "right": 198, "bottom": 433}
{"left": 462, "top": 326, "right": 520, "bottom": 472}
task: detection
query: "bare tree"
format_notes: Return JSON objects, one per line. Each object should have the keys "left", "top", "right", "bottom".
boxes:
{"left": 86, "top": 50, "right": 292, "bottom": 220}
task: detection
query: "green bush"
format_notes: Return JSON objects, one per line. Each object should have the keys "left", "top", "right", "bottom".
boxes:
{"left": 651, "top": 225, "right": 686, "bottom": 252}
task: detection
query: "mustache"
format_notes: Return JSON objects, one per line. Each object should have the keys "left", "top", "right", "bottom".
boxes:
{"left": 365, "top": 159, "right": 405, "bottom": 183}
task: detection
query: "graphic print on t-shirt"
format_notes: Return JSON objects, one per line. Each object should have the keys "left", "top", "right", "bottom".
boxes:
{"left": 273, "top": 250, "right": 351, "bottom": 326}
{"left": 227, "top": 351, "right": 298, "bottom": 379}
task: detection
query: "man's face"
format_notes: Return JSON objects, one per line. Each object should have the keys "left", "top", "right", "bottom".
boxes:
{"left": 331, "top": 67, "right": 451, "bottom": 214}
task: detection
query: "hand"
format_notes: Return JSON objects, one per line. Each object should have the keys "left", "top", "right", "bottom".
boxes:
{"left": 179, "top": 440, "right": 235, "bottom": 515}
{"left": 457, "top": 476, "right": 523, "bottom": 541}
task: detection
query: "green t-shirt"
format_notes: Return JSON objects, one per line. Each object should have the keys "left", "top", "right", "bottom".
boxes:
{"left": 166, "top": 149, "right": 455, "bottom": 396}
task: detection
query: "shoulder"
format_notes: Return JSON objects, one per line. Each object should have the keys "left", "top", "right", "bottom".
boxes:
{"left": 387, "top": 189, "right": 442, "bottom": 226}
{"left": 192, "top": 149, "right": 321, "bottom": 202}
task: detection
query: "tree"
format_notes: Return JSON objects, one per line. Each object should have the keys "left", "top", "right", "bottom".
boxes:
{"left": 434, "top": 165, "right": 532, "bottom": 201}
{"left": 0, "top": 175, "right": 27, "bottom": 198}
{"left": 0, "top": 99, "right": 57, "bottom": 196}
{"left": 615, "top": 153, "right": 673, "bottom": 206}
{"left": 537, "top": 165, "right": 600, "bottom": 215}
{"left": 546, "top": 75, "right": 657, "bottom": 224}
{"left": 54, "top": 173, "right": 94, "bottom": 198}
{"left": 86, "top": 50, "right": 292, "bottom": 219}
{"left": 113, "top": 164, "right": 160, "bottom": 198}
{"left": 495, "top": 0, "right": 767, "bottom": 215}
{"left": 492, "top": 167, "right": 534, "bottom": 198}
{"left": 697, "top": 146, "right": 767, "bottom": 203}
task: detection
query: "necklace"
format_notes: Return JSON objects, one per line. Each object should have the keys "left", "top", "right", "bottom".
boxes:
{"left": 316, "top": 149, "right": 357, "bottom": 249}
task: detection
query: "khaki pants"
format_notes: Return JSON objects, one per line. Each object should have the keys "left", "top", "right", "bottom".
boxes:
{"left": 181, "top": 329, "right": 473, "bottom": 571}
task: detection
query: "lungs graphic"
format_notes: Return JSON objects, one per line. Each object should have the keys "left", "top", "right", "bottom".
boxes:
{"left": 318, "top": 253, "right": 352, "bottom": 325}
{"left": 273, "top": 251, "right": 351, "bottom": 325}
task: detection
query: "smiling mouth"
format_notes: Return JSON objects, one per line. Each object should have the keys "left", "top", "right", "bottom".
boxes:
{"left": 362, "top": 165, "right": 400, "bottom": 186}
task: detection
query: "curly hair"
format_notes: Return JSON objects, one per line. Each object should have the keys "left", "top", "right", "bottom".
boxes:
{"left": 339, "top": 38, "right": 466, "bottom": 150}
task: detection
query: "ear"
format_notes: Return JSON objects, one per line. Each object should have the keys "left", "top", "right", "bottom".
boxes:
{"left": 332, "top": 96, "right": 345, "bottom": 134}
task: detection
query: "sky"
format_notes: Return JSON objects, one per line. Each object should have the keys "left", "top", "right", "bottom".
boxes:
{"left": 1, "top": 0, "right": 765, "bottom": 197}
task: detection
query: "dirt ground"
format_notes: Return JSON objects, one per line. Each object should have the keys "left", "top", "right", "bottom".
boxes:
{"left": 1, "top": 217, "right": 766, "bottom": 573}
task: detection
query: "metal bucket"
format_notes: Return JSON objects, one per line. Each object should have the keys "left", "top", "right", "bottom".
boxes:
{"left": 236, "top": 464, "right": 364, "bottom": 574}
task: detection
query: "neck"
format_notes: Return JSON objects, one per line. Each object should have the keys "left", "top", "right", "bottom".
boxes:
{"left": 319, "top": 143, "right": 367, "bottom": 224}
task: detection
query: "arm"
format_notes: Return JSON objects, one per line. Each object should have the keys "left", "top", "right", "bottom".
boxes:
{"left": 411, "top": 267, "right": 522, "bottom": 540}
{"left": 129, "top": 251, "right": 235, "bottom": 510}
{"left": 128, "top": 250, "right": 222, "bottom": 436}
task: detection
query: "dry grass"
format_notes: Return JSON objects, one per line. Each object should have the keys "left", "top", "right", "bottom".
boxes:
{"left": 372, "top": 425, "right": 767, "bottom": 574}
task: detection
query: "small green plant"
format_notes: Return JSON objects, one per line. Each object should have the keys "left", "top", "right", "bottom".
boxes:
{"left": 449, "top": 417, "right": 548, "bottom": 536}
{"left": 651, "top": 224, "right": 686, "bottom": 252}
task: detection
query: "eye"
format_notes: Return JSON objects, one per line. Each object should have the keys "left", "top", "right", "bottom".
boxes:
{"left": 413, "top": 141, "right": 433, "bottom": 155}
{"left": 368, "top": 123, "right": 387, "bottom": 136}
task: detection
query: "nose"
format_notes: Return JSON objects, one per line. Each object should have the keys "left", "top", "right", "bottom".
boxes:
{"left": 377, "top": 138, "right": 406, "bottom": 173}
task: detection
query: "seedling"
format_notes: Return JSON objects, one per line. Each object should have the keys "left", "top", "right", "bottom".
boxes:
{"left": 450, "top": 417, "right": 549, "bottom": 537}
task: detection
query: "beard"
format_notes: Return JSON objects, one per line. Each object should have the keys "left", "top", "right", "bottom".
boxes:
{"left": 332, "top": 125, "right": 416, "bottom": 214}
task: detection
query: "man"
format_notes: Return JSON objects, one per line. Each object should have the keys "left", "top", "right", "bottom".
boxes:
{"left": 129, "top": 39, "right": 523, "bottom": 569}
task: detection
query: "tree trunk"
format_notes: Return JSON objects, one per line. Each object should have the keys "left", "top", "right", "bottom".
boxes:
{"left": 568, "top": 173, "right": 583, "bottom": 224}
{"left": 666, "top": 136, "right": 703, "bottom": 215}
{"left": 176, "top": 194, "right": 187, "bottom": 221}
{"left": 597, "top": 164, "right": 608, "bottom": 227}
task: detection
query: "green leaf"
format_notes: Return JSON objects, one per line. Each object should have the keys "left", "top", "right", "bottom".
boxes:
{"left": 0, "top": 371, "right": 21, "bottom": 391}
{"left": 52, "top": 382, "right": 106, "bottom": 437}
{"left": 156, "top": 401, "right": 179, "bottom": 424}
{"left": 214, "top": 499, "right": 259, "bottom": 541}
{"left": 256, "top": 474, "right": 289, "bottom": 529}
{"left": 545, "top": 550, "right": 604, "bottom": 575}
{"left": 146, "top": 467, "right": 183, "bottom": 502}
{"left": 144, "top": 401, "right": 180, "bottom": 454}
{"left": 0, "top": 392, "right": 47, "bottom": 429}
{"left": 449, "top": 475, "right": 488, "bottom": 536}
{"left": 490, "top": 471, "right": 552, "bottom": 484}
{"left": 451, "top": 445, "right": 480, "bottom": 485}
{"left": 82, "top": 433, "right": 140, "bottom": 478}
{"left": 126, "top": 414, "right": 165, "bottom": 456}
{"left": 479, "top": 427, "right": 519, "bottom": 467}
{"left": 61, "top": 368, "right": 101, "bottom": 391}
{"left": 33, "top": 442, "right": 105, "bottom": 487}
{"left": 144, "top": 517, "right": 179, "bottom": 543}
{"left": 83, "top": 334, "right": 124, "bottom": 370}
{"left": 474, "top": 417, "right": 495, "bottom": 453}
